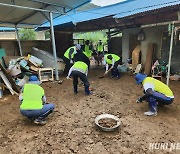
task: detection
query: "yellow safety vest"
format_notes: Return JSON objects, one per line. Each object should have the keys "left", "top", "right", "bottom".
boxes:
{"left": 143, "top": 77, "right": 174, "bottom": 97}
{"left": 64, "top": 46, "right": 75, "bottom": 59}
{"left": 97, "top": 44, "right": 103, "bottom": 52}
{"left": 73, "top": 61, "right": 88, "bottom": 72}
{"left": 83, "top": 45, "right": 92, "bottom": 58}
{"left": 105, "top": 54, "right": 120, "bottom": 64}
{"left": 20, "top": 84, "right": 44, "bottom": 110}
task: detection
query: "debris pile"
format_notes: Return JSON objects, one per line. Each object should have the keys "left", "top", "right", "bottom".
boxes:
{"left": 6, "top": 54, "right": 43, "bottom": 88}
{"left": 0, "top": 48, "right": 65, "bottom": 98}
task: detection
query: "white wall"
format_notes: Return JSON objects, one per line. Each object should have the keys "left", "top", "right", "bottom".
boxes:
{"left": 122, "top": 26, "right": 164, "bottom": 64}
{"left": 122, "top": 27, "right": 140, "bottom": 62}
{"left": 140, "top": 27, "right": 162, "bottom": 64}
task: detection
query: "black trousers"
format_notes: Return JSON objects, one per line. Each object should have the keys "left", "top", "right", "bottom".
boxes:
{"left": 108, "top": 60, "right": 121, "bottom": 78}
{"left": 63, "top": 56, "right": 72, "bottom": 75}
{"left": 71, "top": 71, "right": 90, "bottom": 94}
{"left": 114, "top": 59, "right": 121, "bottom": 69}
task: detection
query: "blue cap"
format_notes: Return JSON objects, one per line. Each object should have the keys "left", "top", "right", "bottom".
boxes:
{"left": 29, "top": 75, "right": 39, "bottom": 81}
{"left": 134, "top": 73, "right": 147, "bottom": 84}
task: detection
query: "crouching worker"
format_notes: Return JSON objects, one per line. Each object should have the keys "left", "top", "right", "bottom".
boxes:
{"left": 67, "top": 61, "right": 92, "bottom": 95}
{"left": 19, "top": 76, "right": 55, "bottom": 125}
{"left": 135, "top": 73, "right": 174, "bottom": 116}
{"left": 102, "top": 54, "right": 121, "bottom": 79}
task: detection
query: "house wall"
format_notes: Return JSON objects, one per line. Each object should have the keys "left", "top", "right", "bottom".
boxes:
{"left": 55, "top": 31, "right": 73, "bottom": 58}
{"left": 109, "top": 37, "right": 122, "bottom": 56}
{"left": 0, "top": 40, "right": 51, "bottom": 56}
{"left": 122, "top": 27, "right": 140, "bottom": 62}
{"left": 0, "top": 31, "right": 45, "bottom": 40}
{"left": 122, "top": 26, "right": 164, "bottom": 64}
{"left": 140, "top": 27, "right": 162, "bottom": 64}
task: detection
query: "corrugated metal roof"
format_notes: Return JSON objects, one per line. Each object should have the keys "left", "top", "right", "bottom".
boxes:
{"left": 39, "top": 0, "right": 132, "bottom": 28}
{"left": 0, "top": 0, "right": 91, "bottom": 28}
{"left": 114, "top": 0, "right": 180, "bottom": 18}
{"left": 39, "top": 0, "right": 180, "bottom": 29}
{"left": 0, "top": 27, "right": 16, "bottom": 31}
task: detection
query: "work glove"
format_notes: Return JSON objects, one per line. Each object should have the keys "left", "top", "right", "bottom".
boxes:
{"left": 70, "top": 60, "right": 73, "bottom": 64}
{"left": 105, "top": 71, "right": 108, "bottom": 74}
{"left": 66, "top": 76, "right": 70, "bottom": 80}
{"left": 136, "top": 97, "right": 143, "bottom": 103}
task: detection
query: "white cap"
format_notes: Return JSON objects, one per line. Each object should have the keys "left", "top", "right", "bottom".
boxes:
{"left": 75, "top": 44, "right": 81, "bottom": 50}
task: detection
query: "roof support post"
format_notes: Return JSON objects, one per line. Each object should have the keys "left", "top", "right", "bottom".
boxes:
{"left": 15, "top": 26, "right": 23, "bottom": 56}
{"left": 107, "top": 29, "right": 111, "bottom": 51}
{"left": 166, "top": 23, "right": 174, "bottom": 86}
{"left": 49, "top": 12, "right": 59, "bottom": 80}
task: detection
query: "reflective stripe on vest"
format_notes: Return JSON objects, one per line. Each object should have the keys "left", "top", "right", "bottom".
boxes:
{"left": 143, "top": 77, "right": 174, "bottom": 97}
{"left": 64, "top": 46, "right": 75, "bottom": 59}
{"left": 105, "top": 54, "right": 120, "bottom": 64}
{"left": 73, "top": 61, "right": 88, "bottom": 72}
{"left": 97, "top": 44, "right": 103, "bottom": 52}
{"left": 20, "top": 84, "right": 44, "bottom": 110}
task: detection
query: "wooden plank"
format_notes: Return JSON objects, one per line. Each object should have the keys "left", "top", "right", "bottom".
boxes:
{"left": 132, "top": 45, "right": 141, "bottom": 71}
{"left": 0, "top": 71, "right": 14, "bottom": 95}
{"left": 134, "top": 64, "right": 142, "bottom": 74}
{"left": 144, "top": 43, "right": 155, "bottom": 75}
{"left": 0, "top": 63, "right": 20, "bottom": 93}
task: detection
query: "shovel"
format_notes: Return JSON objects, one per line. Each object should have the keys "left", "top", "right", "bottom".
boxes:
{"left": 99, "top": 68, "right": 112, "bottom": 79}
{"left": 99, "top": 75, "right": 105, "bottom": 78}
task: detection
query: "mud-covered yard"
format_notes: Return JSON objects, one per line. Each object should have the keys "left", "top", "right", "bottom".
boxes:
{"left": 0, "top": 68, "right": 180, "bottom": 154}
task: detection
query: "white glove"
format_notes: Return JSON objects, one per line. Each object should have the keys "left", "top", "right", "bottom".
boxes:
{"left": 136, "top": 98, "right": 143, "bottom": 103}
{"left": 66, "top": 76, "right": 70, "bottom": 80}
{"left": 105, "top": 71, "right": 108, "bottom": 74}
{"left": 70, "top": 60, "right": 73, "bottom": 64}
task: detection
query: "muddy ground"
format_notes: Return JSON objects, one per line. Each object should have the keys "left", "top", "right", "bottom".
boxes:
{"left": 0, "top": 67, "right": 180, "bottom": 154}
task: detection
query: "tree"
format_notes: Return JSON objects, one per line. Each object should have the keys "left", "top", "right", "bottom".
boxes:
{"left": 74, "top": 30, "right": 107, "bottom": 44}
{"left": 45, "top": 30, "right": 50, "bottom": 40}
{"left": 19, "top": 28, "right": 37, "bottom": 40}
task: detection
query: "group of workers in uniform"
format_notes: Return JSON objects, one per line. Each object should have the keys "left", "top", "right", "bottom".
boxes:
{"left": 64, "top": 40, "right": 122, "bottom": 95}
{"left": 18, "top": 40, "right": 174, "bottom": 125}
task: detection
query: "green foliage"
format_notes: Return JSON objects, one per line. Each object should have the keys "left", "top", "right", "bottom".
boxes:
{"left": 74, "top": 30, "right": 107, "bottom": 44}
{"left": 45, "top": 31, "right": 50, "bottom": 40}
{"left": 19, "top": 28, "right": 37, "bottom": 40}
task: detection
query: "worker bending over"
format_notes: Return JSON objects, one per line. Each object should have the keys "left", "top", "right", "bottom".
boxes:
{"left": 19, "top": 76, "right": 55, "bottom": 125}
{"left": 135, "top": 73, "right": 174, "bottom": 116}
{"left": 63, "top": 44, "right": 81, "bottom": 75}
{"left": 67, "top": 61, "right": 92, "bottom": 95}
{"left": 73, "top": 47, "right": 90, "bottom": 69}
{"left": 102, "top": 53, "right": 121, "bottom": 79}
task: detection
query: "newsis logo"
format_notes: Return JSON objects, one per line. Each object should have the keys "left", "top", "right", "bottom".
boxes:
{"left": 149, "top": 142, "right": 180, "bottom": 152}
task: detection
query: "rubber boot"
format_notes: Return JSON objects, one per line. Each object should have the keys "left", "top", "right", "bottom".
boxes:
{"left": 85, "top": 85, "right": 92, "bottom": 95}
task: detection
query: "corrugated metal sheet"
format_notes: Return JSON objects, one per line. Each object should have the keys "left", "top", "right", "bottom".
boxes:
{"left": 0, "top": 27, "right": 16, "bottom": 31}
{"left": 0, "top": 0, "right": 91, "bottom": 28}
{"left": 114, "top": 0, "right": 180, "bottom": 18}
{"left": 39, "top": 0, "right": 132, "bottom": 28}
{"left": 39, "top": 0, "right": 180, "bottom": 29}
